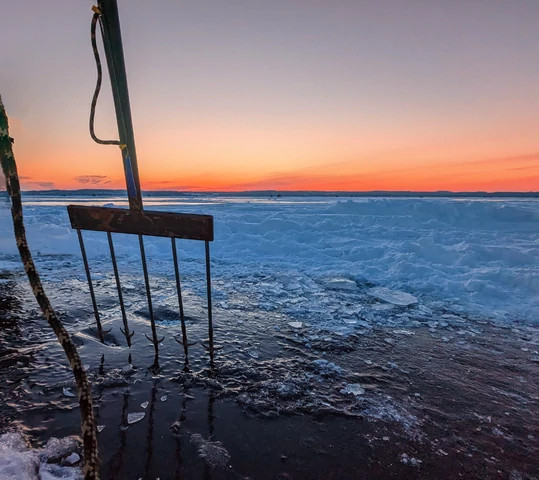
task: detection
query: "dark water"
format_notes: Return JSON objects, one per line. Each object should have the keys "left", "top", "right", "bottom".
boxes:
{"left": 1, "top": 267, "right": 538, "bottom": 479}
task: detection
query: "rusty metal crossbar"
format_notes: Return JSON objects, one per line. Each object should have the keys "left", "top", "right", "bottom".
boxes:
{"left": 68, "top": 205, "right": 215, "bottom": 364}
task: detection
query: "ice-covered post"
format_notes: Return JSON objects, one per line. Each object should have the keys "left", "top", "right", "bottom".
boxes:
{"left": 0, "top": 95, "right": 100, "bottom": 479}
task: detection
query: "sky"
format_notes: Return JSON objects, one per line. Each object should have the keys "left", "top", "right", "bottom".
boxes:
{"left": 1, "top": 0, "right": 538, "bottom": 192}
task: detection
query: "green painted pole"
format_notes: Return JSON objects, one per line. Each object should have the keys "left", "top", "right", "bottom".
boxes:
{"left": 97, "top": 0, "right": 143, "bottom": 210}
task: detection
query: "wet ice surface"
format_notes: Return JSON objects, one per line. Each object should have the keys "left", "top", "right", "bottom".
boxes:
{"left": 1, "top": 268, "right": 538, "bottom": 479}
{"left": 0, "top": 194, "right": 538, "bottom": 478}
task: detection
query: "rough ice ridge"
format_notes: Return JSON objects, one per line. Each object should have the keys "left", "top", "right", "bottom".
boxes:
{"left": 1, "top": 195, "right": 537, "bottom": 323}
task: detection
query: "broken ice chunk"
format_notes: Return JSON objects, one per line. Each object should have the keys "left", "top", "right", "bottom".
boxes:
{"left": 62, "top": 387, "right": 76, "bottom": 398}
{"left": 140, "top": 401, "right": 149, "bottom": 409}
{"left": 326, "top": 278, "right": 358, "bottom": 291}
{"left": 418, "top": 304, "right": 433, "bottom": 314}
{"left": 160, "top": 395, "right": 168, "bottom": 402}
{"left": 121, "top": 364, "right": 135, "bottom": 376}
{"left": 367, "top": 287, "right": 417, "bottom": 306}
{"left": 64, "top": 452, "right": 80, "bottom": 465}
{"left": 127, "top": 412, "right": 145, "bottom": 425}
{"left": 312, "top": 359, "right": 342, "bottom": 376}
{"left": 288, "top": 322, "right": 303, "bottom": 329}
{"left": 170, "top": 420, "right": 181, "bottom": 434}
{"left": 340, "top": 383, "right": 365, "bottom": 396}
{"left": 400, "top": 453, "right": 422, "bottom": 466}
{"left": 372, "top": 303, "right": 395, "bottom": 311}
{"left": 41, "top": 436, "right": 80, "bottom": 462}
{"left": 97, "top": 425, "right": 105, "bottom": 433}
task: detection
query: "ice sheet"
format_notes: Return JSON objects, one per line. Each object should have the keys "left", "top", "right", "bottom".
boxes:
{"left": 0, "top": 194, "right": 537, "bottom": 323}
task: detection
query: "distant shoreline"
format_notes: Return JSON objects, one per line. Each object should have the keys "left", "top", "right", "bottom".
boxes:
{"left": 6, "top": 189, "right": 539, "bottom": 198}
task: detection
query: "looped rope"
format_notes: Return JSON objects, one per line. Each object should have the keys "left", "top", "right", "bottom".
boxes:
{"left": 89, "top": 8, "right": 122, "bottom": 147}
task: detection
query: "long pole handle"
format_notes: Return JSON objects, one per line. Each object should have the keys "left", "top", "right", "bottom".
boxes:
{"left": 98, "top": 0, "right": 143, "bottom": 211}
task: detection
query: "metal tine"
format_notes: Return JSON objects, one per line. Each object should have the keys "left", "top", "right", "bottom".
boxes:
{"left": 204, "top": 241, "right": 215, "bottom": 363}
{"left": 144, "top": 332, "right": 165, "bottom": 346}
{"left": 107, "top": 231, "right": 134, "bottom": 346}
{"left": 76, "top": 228, "right": 110, "bottom": 342}
{"left": 171, "top": 238, "right": 196, "bottom": 359}
{"left": 138, "top": 234, "right": 164, "bottom": 354}
{"left": 120, "top": 326, "right": 135, "bottom": 341}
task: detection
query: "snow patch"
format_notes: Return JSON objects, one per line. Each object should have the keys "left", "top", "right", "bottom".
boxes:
{"left": 0, "top": 433, "right": 82, "bottom": 480}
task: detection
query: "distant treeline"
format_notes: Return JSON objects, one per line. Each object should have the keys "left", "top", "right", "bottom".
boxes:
{"left": 12, "top": 189, "right": 539, "bottom": 198}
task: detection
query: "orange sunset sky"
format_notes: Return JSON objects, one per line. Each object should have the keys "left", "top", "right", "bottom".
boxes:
{"left": 1, "top": 0, "right": 539, "bottom": 192}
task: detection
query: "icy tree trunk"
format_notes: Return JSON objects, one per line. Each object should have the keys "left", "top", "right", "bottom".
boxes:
{"left": 0, "top": 95, "right": 100, "bottom": 479}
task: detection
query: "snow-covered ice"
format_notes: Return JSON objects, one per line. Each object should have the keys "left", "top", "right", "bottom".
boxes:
{"left": 0, "top": 194, "right": 538, "bottom": 324}
{"left": 0, "top": 432, "right": 82, "bottom": 480}
{"left": 0, "top": 433, "right": 39, "bottom": 480}
{"left": 1, "top": 192, "right": 538, "bottom": 480}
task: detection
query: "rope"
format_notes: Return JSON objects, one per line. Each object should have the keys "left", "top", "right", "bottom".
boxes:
{"left": 89, "top": 6, "right": 141, "bottom": 210}
{"left": 90, "top": 10, "right": 121, "bottom": 146}
{"left": 0, "top": 95, "right": 100, "bottom": 479}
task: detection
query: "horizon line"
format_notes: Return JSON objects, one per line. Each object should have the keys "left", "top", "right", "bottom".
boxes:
{"left": 6, "top": 188, "right": 539, "bottom": 196}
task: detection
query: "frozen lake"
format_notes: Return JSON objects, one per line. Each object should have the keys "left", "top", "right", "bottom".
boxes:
{"left": 0, "top": 193, "right": 538, "bottom": 478}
